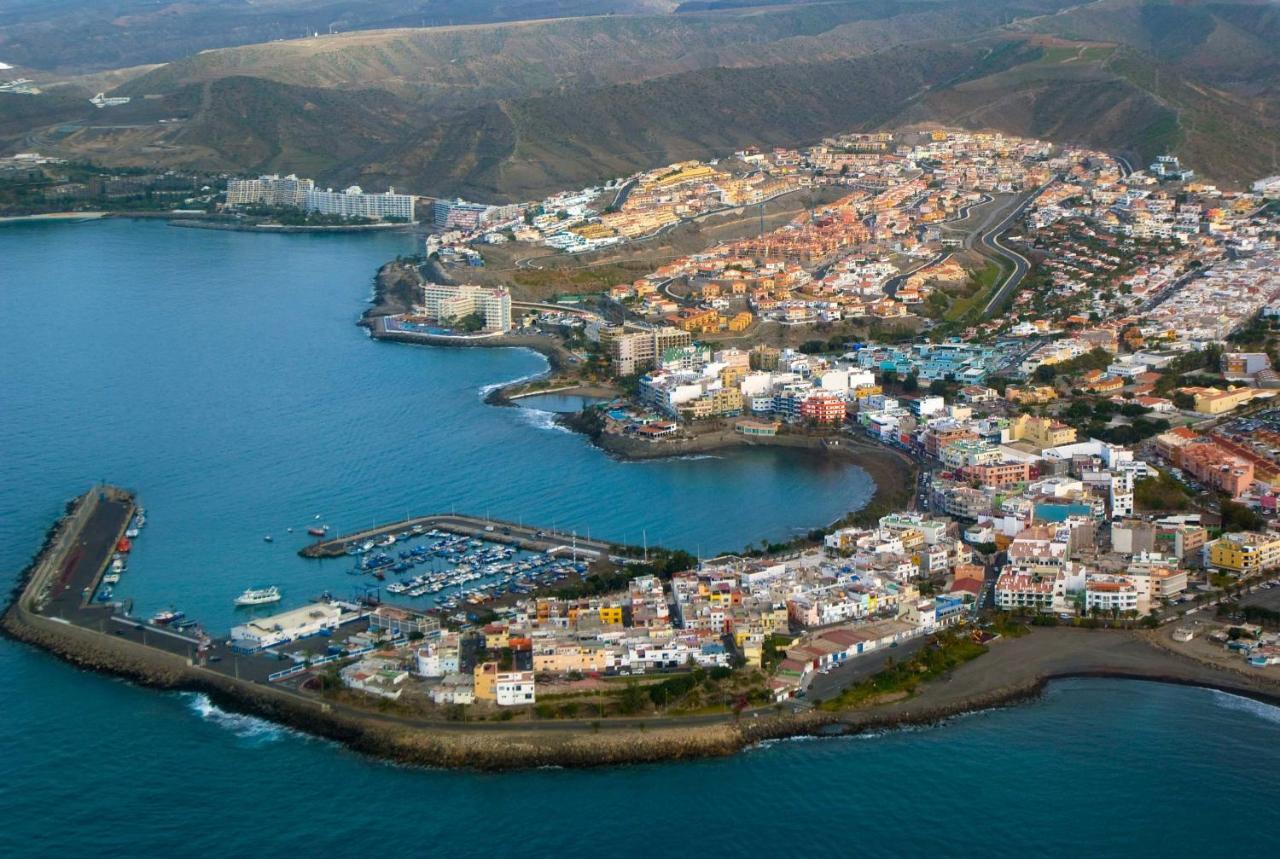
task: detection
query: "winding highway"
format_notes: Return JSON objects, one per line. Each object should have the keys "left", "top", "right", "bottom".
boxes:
{"left": 978, "top": 179, "right": 1056, "bottom": 317}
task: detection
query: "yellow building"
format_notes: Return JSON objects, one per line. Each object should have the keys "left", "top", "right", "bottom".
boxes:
{"left": 532, "top": 643, "right": 612, "bottom": 674}
{"left": 474, "top": 661, "right": 497, "bottom": 701}
{"left": 1184, "top": 386, "right": 1257, "bottom": 415}
{"left": 852, "top": 384, "right": 882, "bottom": 400}
{"left": 1005, "top": 385, "right": 1058, "bottom": 405}
{"left": 897, "top": 527, "right": 926, "bottom": 552}
{"left": 647, "top": 162, "right": 718, "bottom": 188}
{"left": 570, "top": 222, "right": 614, "bottom": 239}
{"left": 720, "top": 365, "right": 747, "bottom": 387}
{"left": 683, "top": 386, "right": 743, "bottom": 419}
{"left": 675, "top": 307, "right": 721, "bottom": 334}
{"left": 1208, "top": 532, "right": 1280, "bottom": 576}
{"left": 1010, "top": 414, "right": 1077, "bottom": 448}
{"left": 727, "top": 311, "right": 753, "bottom": 332}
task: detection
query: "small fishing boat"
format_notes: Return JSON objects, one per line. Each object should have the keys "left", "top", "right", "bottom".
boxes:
{"left": 263, "top": 534, "right": 274, "bottom": 543}
{"left": 151, "top": 609, "right": 183, "bottom": 625}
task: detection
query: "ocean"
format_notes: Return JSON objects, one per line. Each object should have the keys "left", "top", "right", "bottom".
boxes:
{"left": 1, "top": 219, "right": 1277, "bottom": 855}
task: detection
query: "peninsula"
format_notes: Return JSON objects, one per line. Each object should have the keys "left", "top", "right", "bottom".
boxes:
{"left": 6, "top": 486, "right": 1280, "bottom": 771}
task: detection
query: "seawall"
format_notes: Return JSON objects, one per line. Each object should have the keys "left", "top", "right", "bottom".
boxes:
{"left": 12, "top": 496, "right": 1280, "bottom": 772}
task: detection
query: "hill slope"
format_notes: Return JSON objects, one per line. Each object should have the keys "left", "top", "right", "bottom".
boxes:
{"left": 4, "top": 1, "right": 1276, "bottom": 197}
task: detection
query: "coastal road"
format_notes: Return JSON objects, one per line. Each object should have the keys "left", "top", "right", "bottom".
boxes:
{"left": 802, "top": 634, "right": 929, "bottom": 702}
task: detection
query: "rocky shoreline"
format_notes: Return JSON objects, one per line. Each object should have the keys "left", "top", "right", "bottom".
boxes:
{"left": 9, "top": 575, "right": 1280, "bottom": 771}
{"left": 5, "top": 500, "right": 1277, "bottom": 771}
{"left": 169, "top": 219, "right": 414, "bottom": 235}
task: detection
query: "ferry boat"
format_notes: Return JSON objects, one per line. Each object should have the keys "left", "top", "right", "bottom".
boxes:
{"left": 308, "top": 525, "right": 329, "bottom": 537}
{"left": 234, "top": 586, "right": 282, "bottom": 607}
{"left": 151, "top": 609, "right": 184, "bottom": 625}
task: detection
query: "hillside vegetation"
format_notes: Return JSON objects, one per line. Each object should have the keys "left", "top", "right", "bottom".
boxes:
{"left": 2, "top": 0, "right": 1277, "bottom": 199}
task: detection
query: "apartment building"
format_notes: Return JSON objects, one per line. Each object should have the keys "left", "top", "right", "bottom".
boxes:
{"left": 305, "top": 185, "right": 415, "bottom": 221}
{"left": 225, "top": 174, "right": 414, "bottom": 220}
{"left": 1009, "top": 414, "right": 1078, "bottom": 449}
{"left": 1084, "top": 575, "right": 1139, "bottom": 614}
{"left": 599, "top": 325, "right": 692, "bottom": 376}
{"left": 1178, "top": 440, "right": 1254, "bottom": 498}
{"left": 969, "top": 461, "right": 1033, "bottom": 488}
{"left": 474, "top": 662, "right": 536, "bottom": 706}
{"left": 226, "top": 173, "right": 314, "bottom": 207}
{"left": 432, "top": 197, "right": 491, "bottom": 230}
{"left": 420, "top": 283, "right": 512, "bottom": 332}
{"left": 994, "top": 570, "right": 1065, "bottom": 612}
{"left": 1208, "top": 532, "right": 1280, "bottom": 576}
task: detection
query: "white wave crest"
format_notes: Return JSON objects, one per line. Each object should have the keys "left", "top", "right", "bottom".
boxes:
{"left": 479, "top": 369, "right": 546, "bottom": 398}
{"left": 518, "top": 408, "right": 573, "bottom": 434}
{"left": 185, "top": 693, "right": 288, "bottom": 742}
{"left": 1211, "top": 689, "right": 1280, "bottom": 725}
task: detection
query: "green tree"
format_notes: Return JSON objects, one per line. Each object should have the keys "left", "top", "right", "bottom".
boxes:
{"left": 618, "top": 681, "right": 648, "bottom": 715}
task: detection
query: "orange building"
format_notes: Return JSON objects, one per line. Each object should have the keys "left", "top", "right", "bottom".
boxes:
{"left": 1177, "top": 440, "right": 1254, "bottom": 498}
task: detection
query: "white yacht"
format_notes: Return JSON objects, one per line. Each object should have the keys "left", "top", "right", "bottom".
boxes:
{"left": 234, "top": 586, "right": 282, "bottom": 607}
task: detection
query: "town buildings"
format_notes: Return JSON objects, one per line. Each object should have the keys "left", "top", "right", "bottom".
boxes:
{"left": 417, "top": 283, "right": 512, "bottom": 333}
{"left": 226, "top": 173, "right": 414, "bottom": 220}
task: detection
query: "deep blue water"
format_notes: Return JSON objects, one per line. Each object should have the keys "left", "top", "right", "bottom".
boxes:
{"left": 0, "top": 219, "right": 873, "bottom": 630}
{"left": 2, "top": 220, "right": 1278, "bottom": 855}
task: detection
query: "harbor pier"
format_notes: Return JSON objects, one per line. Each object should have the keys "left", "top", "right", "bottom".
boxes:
{"left": 299, "top": 513, "right": 639, "bottom": 563}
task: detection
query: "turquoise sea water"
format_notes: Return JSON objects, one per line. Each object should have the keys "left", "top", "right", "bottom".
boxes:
{"left": 2, "top": 220, "right": 1278, "bottom": 855}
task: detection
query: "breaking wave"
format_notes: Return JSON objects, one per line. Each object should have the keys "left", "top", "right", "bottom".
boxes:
{"left": 185, "top": 693, "right": 289, "bottom": 743}
{"left": 518, "top": 408, "right": 574, "bottom": 434}
{"left": 1211, "top": 689, "right": 1280, "bottom": 725}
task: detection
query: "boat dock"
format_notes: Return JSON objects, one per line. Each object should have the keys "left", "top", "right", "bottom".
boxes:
{"left": 299, "top": 513, "right": 638, "bottom": 563}
{"left": 7, "top": 486, "right": 316, "bottom": 683}
{"left": 31, "top": 486, "right": 135, "bottom": 620}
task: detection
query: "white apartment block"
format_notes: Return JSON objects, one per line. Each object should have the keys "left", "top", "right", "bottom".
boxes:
{"left": 305, "top": 185, "right": 415, "bottom": 221}
{"left": 226, "top": 173, "right": 315, "bottom": 207}
{"left": 225, "top": 174, "right": 414, "bottom": 221}
{"left": 495, "top": 671, "right": 536, "bottom": 706}
{"left": 420, "top": 283, "right": 512, "bottom": 332}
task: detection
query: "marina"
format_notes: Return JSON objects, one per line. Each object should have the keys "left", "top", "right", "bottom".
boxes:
{"left": 300, "top": 512, "right": 637, "bottom": 563}
{"left": 13, "top": 488, "right": 627, "bottom": 681}
{"left": 366, "top": 530, "right": 591, "bottom": 612}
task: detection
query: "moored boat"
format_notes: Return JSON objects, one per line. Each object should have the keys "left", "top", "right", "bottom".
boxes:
{"left": 234, "top": 586, "right": 282, "bottom": 607}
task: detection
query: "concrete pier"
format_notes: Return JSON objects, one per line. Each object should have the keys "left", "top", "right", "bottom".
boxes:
{"left": 299, "top": 513, "right": 639, "bottom": 562}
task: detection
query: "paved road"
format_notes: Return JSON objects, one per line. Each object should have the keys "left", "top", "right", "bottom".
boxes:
{"left": 979, "top": 180, "right": 1055, "bottom": 317}
{"left": 44, "top": 494, "right": 132, "bottom": 621}
{"left": 803, "top": 634, "right": 928, "bottom": 701}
